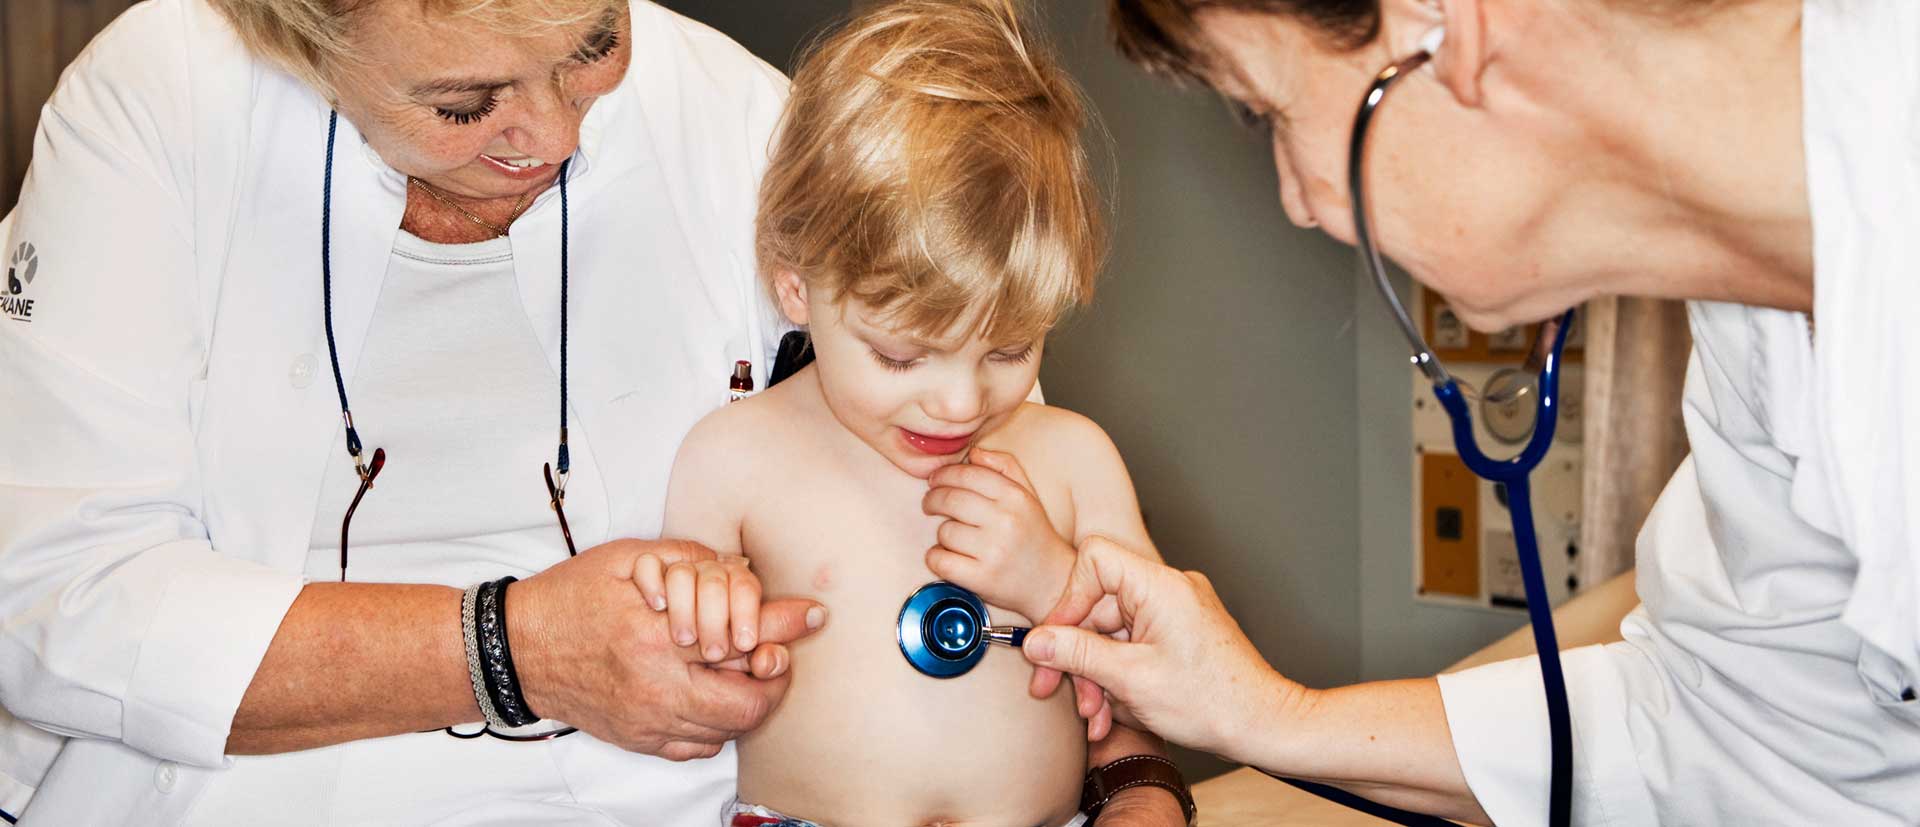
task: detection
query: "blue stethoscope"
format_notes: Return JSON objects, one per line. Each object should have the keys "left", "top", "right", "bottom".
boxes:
{"left": 895, "top": 33, "right": 1574, "bottom": 827}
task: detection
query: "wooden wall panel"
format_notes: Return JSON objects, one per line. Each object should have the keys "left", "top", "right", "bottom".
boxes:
{"left": 2, "top": 0, "right": 139, "bottom": 213}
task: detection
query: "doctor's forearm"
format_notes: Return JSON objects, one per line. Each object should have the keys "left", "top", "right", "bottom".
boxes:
{"left": 1239, "top": 678, "right": 1491, "bottom": 825}
{"left": 226, "top": 583, "right": 476, "bottom": 754}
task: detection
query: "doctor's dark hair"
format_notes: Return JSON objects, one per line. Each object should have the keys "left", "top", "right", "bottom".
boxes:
{"left": 754, "top": 0, "right": 1106, "bottom": 347}
{"left": 1110, "top": 0, "right": 1739, "bottom": 85}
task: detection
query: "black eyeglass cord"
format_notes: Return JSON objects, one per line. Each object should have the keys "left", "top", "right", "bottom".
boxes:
{"left": 320, "top": 109, "right": 572, "bottom": 493}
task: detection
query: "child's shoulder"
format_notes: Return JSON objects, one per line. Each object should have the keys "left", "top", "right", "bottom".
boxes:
{"left": 675, "top": 375, "right": 811, "bottom": 467}
{"left": 985, "top": 402, "right": 1125, "bottom": 476}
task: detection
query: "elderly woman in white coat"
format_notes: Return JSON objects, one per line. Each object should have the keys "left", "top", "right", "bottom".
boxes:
{"left": 0, "top": 0, "right": 829, "bottom": 822}
{"left": 1014, "top": 0, "right": 1920, "bottom": 825}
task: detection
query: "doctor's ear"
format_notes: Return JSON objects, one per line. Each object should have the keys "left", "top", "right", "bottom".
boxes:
{"left": 1392, "top": 0, "right": 1488, "bottom": 106}
{"left": 773, "top": 269, "right": 811, "bottom": 326}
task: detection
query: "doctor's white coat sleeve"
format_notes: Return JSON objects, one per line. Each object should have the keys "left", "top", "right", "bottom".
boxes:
{"left": 0, "top": 20, "right": 305, "bottom": 769}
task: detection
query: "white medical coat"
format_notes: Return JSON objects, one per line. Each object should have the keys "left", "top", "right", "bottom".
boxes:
{"left": 1437, "top": 1, "right": 1920, "bottom": 823}
{"left": 0, "top": 0, "right": 789, "bottom": 821}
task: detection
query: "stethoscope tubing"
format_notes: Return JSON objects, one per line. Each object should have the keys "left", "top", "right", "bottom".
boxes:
{"left": 1273, "top": 47, "right": 1577, "bottom": 827}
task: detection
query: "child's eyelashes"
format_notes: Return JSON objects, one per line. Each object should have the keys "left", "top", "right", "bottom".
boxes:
{"left": 870, "top": 349, "right": 920, "bottom": 372}
{"left": 990, "top": 345, "right": 1034, "bottom": 365}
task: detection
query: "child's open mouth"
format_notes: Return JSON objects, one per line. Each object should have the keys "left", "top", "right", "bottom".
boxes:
{"left": 898, "top": 428, "right": 975, "bottom": 456}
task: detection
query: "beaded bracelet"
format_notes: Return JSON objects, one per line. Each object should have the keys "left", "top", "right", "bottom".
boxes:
{"left": 475, "top": 576, "right": 540, "bottom": 728}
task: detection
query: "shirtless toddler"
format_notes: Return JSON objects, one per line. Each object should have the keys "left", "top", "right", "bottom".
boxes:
{"left": 649, "top": 3, "right": 1171, "bottom": 824}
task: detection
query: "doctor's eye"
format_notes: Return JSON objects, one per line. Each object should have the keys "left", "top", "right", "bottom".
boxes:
{"left": 1227, "top": 99, "right": 1273, "bottom": 135}
{"left": 435, "top": 95, "right": 500, "bottom": 125}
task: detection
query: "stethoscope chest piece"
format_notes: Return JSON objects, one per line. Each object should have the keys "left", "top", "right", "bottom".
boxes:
{"left": 898, "top": 581, "right": 1020, "bottom": 678}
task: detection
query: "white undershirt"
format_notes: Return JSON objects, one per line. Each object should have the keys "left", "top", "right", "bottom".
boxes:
{"left": 304, "top": 229, "right": 601, "bottom": 586}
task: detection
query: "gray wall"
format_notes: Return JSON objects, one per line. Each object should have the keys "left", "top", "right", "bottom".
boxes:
{"left": 656, "top": 0, "right": 849, "bottom": 70}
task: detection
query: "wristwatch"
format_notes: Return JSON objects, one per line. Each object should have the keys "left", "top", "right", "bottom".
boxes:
{"left": 1080, "top": 755, "right": 1197, "bottom": 825}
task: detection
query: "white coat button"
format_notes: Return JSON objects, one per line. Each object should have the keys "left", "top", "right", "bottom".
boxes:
{"left": 155, "top": 761, "right": 178, "bottom": 792}
{"left": 290, "top": 354, "right": 317, "bottom": 389}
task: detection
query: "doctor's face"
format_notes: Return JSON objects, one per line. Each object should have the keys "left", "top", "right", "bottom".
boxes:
{"left": 326, "top": 1, "right": 631, "bottom": 200}
{"left": 783, "top": 281, "right": 1044, "bottom": 481}
{"left": 1192, "top": 10, "right": 1598, "bottom": 331}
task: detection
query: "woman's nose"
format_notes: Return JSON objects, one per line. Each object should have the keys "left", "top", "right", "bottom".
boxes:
{"left": 1271, "top": 136, "right": 1318, "bottom": 229}
{"left": 501, "top": 74, "right": 603, "bottom": 164}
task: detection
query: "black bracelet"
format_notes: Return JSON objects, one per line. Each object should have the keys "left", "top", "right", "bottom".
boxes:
{"left": 476, "top": 576, "right": 540, "bottom": 728}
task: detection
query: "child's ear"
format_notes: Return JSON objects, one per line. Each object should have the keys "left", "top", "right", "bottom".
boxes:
{"left": 773, "top": 269, "right": 810, "bottom": 326}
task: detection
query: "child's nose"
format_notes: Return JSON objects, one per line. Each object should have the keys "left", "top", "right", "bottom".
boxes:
{"left": 924, "top": 380, "right": 987, "bottom": 425}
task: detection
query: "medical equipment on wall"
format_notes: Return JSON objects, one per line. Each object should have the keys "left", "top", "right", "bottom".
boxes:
{"left": 896, "top": 582, "right": 1029, "bottom": 678}
{"left": 1413, "top": 292, "right": 1587, "bottom": 611}
{"left": 1267, "top": 31, "right": 1577, "bottom": 827}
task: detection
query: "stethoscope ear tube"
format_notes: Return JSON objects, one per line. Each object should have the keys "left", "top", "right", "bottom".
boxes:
{"left": 1297, "top": 49, "right": 1576, "bottom": 827}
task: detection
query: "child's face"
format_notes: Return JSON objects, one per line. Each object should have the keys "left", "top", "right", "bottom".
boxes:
{"left": 782, "top": 276, "right": 1044, "bottom": 480}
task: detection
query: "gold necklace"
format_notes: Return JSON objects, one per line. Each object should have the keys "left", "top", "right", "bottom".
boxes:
{"left": 408, "top": 177, "right": 534, "bottom": 238}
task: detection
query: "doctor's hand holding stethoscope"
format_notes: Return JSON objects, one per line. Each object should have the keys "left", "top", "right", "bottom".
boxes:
{"left": 1023, "top": 0, "right": 1920, "bottom": 825}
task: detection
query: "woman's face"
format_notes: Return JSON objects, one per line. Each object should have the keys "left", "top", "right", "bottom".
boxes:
{"left": 327, "top": 1, "right": 632, "bottom": 200}
{"left": 1195, "top": 8, "right": 1597, "bottom": 331}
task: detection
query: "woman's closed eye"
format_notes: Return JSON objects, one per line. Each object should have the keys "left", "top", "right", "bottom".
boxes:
{"left": 435, "top": 94, "right": 500, "bottom": 125}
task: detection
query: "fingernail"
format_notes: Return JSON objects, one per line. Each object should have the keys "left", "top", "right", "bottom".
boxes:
{"left": 704, "top": 644, "right": 725, "bottom": 662}
{"left": 736, "top": 628, "right": 754, "bottom": 651}
{"left": 771, "top": 651, "right": 789, "bottom": 677}
{"left": 675, "top": 629, "right": 695, "bottom": 646}
{"left": 1025, "top": 631, "right": 1054, "bottom": 661}
{"left": 805, "top": 606, "right": 826, "bottom": 629}
{"left": 651, "top": 597, "right": 666, "bottom": 611}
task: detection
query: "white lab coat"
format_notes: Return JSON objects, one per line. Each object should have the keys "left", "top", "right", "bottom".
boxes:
{"left": 1437, "top": 1, "right": 1920, "bottom": 824}
{"left": 0, "top": 0, "right": 788, "bottom": 822}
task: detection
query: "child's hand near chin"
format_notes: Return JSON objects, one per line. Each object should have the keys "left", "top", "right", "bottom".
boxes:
{"left": 633, "top": 552, "right": 779, "bottom": 676}
{"left": 921, "top": 447, "right": 1076, "bottom": 621}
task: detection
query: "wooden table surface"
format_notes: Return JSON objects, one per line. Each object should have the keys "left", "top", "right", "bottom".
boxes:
{"left": 1189, "top": 570, "right": 1640, "bottom": 825}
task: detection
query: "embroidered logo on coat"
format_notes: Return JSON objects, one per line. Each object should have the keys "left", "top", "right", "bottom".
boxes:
{"left": 3, "top": 242, "right": 38, "bottom": 322}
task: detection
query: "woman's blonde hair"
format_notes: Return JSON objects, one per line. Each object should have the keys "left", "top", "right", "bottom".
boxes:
{"left": 756, "top": 0, "right": 1106, "bottom": 346}
{"left": 210, "top": 0, "right": 622, "bottom": 98}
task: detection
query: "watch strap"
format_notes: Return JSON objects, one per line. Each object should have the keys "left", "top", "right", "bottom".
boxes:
{"left": 1080, "top": 755, "right": 1196, "bottom": 824}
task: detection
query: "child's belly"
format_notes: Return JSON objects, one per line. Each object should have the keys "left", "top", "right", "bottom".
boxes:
{"left": 738, "top": 517, "right": 1086, "bottom": 827}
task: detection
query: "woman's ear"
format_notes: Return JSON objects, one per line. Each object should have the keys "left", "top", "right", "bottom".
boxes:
{"left": 1389, "top": 0, "right": 1488, "bottom": 106}
{"left": 773, "top": 269, "right": 811, "bottom": 326}
{"left": 1432, "top": 0, "right": 1486, "bottom": 106}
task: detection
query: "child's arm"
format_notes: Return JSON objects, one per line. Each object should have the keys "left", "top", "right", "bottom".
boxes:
{"left": 656, "top": 413, "right": 768, "bottom": 668}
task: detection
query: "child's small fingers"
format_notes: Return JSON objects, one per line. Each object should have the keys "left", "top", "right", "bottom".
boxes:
{"left": 633, "top": 554, "right": 667, "bottom": 611}
{"left": 664, "top": 562, "right": 699, "bottom": 647}
{"left": 925, "top": 545, "right": 984, "bottom": 585}
{"left": 921, "top": 485, "right": 996, "bottom": 525}
{"left": 696, "top": 562, "right": 731, "bottom": 662}
{"left": 713, "top": 655, "right": 752, "bottom": 673}
{"left": 727, "top": 565, "right": 761, "bottom": 653}
{"left": 934, "top": 520, "right": 985, "bottom": 557}
{"left": 967, "top": 447, "right": 1035, "bottom": 493}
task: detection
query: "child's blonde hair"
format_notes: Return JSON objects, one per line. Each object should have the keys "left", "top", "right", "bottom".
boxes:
{"left": 756, "top": 0, "right": 1105, "bottom": 346}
